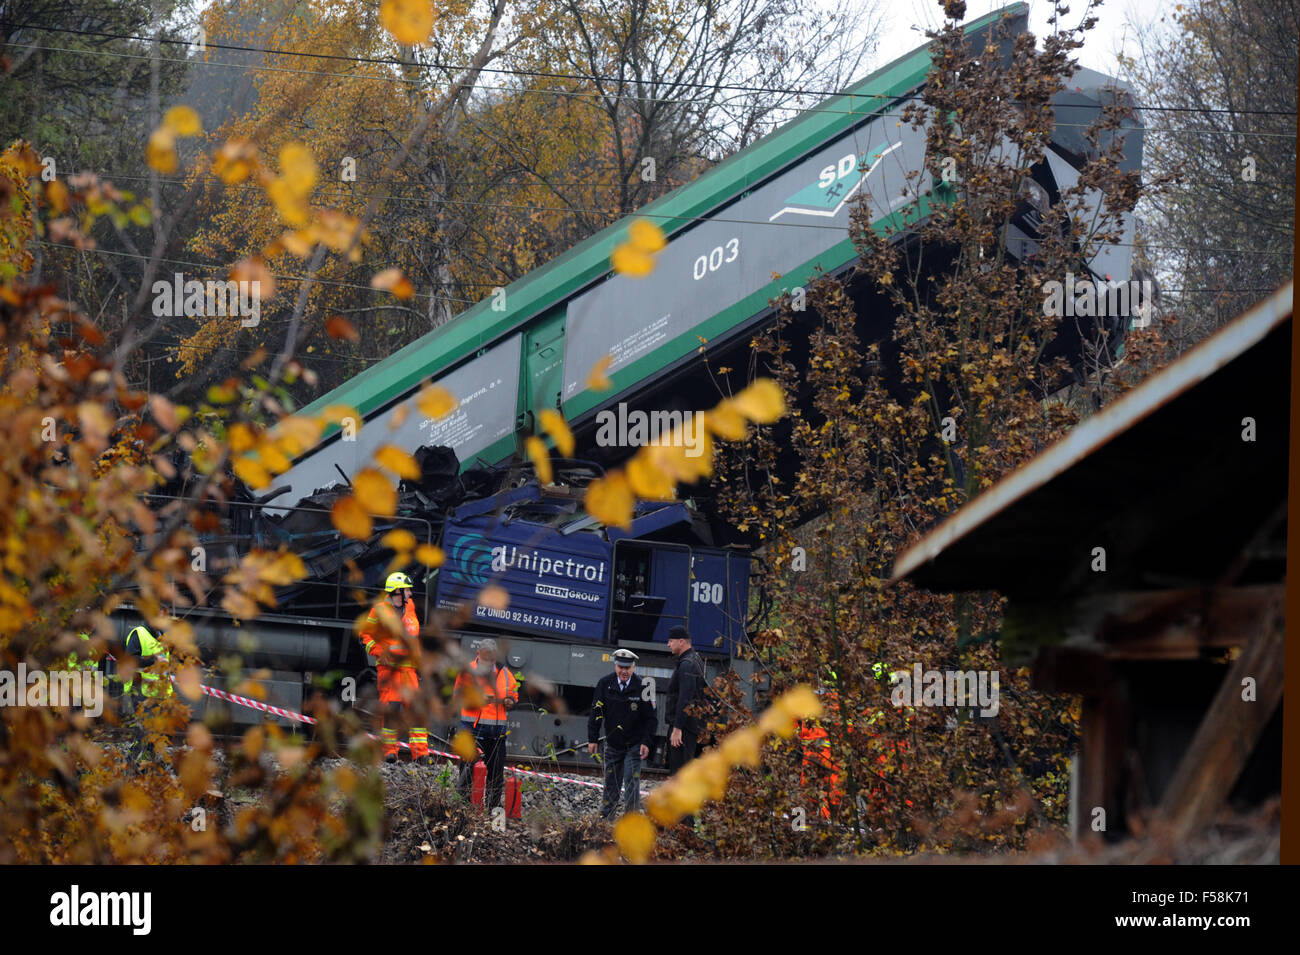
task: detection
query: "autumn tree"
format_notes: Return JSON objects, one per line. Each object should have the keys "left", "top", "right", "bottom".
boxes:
{"left": 0, "top": 0, "right": 192, "bottom": 155}
{"left": 706, "top": 0, "right": 1144, "bottom": 857}
{"left": 0, "top": 1, "right": 517, "bottom": 864}
{"left": 466, "top": 0, "right": 882, "bottom": 233}
{"left": 1122, "top": 0, "right": 1296, "bottom": 344}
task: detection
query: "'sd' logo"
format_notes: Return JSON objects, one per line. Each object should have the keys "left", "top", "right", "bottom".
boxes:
{"left": 769, "top": 141, "right": 901, "bottom": 222}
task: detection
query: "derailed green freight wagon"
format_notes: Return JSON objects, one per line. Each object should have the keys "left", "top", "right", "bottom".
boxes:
{"left": 274, "top": 3, "right": 1140, "bottom": 507}
{"left": 118, "top": 5, "right": 1145, "bottom": 772}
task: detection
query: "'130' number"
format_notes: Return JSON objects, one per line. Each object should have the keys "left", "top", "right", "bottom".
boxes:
{"left": 692, "top": 580, "right": 724, "bottom": 604}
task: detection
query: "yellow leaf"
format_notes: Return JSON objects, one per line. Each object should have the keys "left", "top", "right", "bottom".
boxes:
{"left": 627, "top": 219, "right": 666, "bottom": 253}
{"left": 538, "top": 408, "right": 574, "bottom": 457}
{"left": 416, "top": 385, "right": 458, "bottom": 420}
{"left": 1, "top": 142, "right": 42, "bottom": 176}
{"left": 76, "top": 402, "right": 112, "bottom": 450}
{"left": 164, "top": 621, "right": 198, "bottom": 655}
{"left": 586, "top": 355, "right": 614, "bottom": 391}
{"left": 45, "top": 179, "right": 69, "bottom": 214}
{"left": 374, "top": 444, "right": 420, "bottom": 479}
{"left": 257, "top": 439, "right": 291, "bottom": 474}
{"left": 228, "top": 258, "right": 276, "bottom": 300}
{"left": 331, "top": 496, "right": 373, "bottom": 540}
{"left": 186, "top": 722, "right": 213, "bottom": 751}
{"left": 233, "top": 678, "right": 266, "bottom": 701}
{"left": 478, "top": 585, "right": 509, "bottom": 611}
{"left": 460, "top": 679, "right": 486, "bottom": 710}
{"left": 270, "top": 416, "right": 322, "bottom": 456}
{"left": 176, "top": 665, "right": 203, "bottom": 701}
{"left": 148, "top": 395, "right": 180, "bottom": 432}
{"left": 368, "top": 601, "right": 405, "bottom": 637}
{"left": 370, "top": 267, "right": 415, "bottom": 300}
{"left": 414, "top": 544, "right": 444, "bottom": 568}
{"left": 221, "top": 589, "right": 262, "bottom": 619}
{"left": 666, "top": 774, "right": 709, "bottom": 815}
{"left": 179, "top": 749, "right": 210, "bottom": 797}
{"left": 162, "top": 105, "right": 202, "bottom": 136}
{"left": 669, "top": 426, "right": 713, "bottom": 481}
{"left": 266, "top": 177, "right": 309, "bottom": 226}
{"left": 693, "top": 752, "right": 730, "bottom": 800}
{"left": 312, "top": 210, "right": 362, "bottom": 251}
{"left": 212, "top": 138, "right": 257, "bottom": 184}
{"left": 352, "top": 468, "right": 397, "bottom": 516}
{"left": 641, "top": 441, "right": 693, "bottom": 484}
{"left": 233, "top": 455, "right": 272, "bottom": 489}
{"left": 775, "top": 685, "right": 823, "bottom": 720}
{"left": 380, "top": 528, "right": 417, "bottom": 552}
{"left": 611, "top": 243, "right": 655, "bottom": 277}
{"left": 334, "top": 765, "right": 357, "bottom": 794}
{"left": 585, "top": 472, "right": 634, "bottom": 529}
{"left": 626, "top": 454, "right": 675, "bottom": 500}
{"left": 146, "top": 127, "right": 178, "bottom": 173}
{"left": 379, "top": 0, "right": 435, "bottom": 45}
{"left": 525, "top": 435, "right": 553, "bottom": 485}
{"left": 718, "top": 726, "right": 763, "bottom": 767}
{"left": 732, "top": 379, "right": 786, "bottom": 424}
{"left": 320, "top": 404, "right": 361, "bottom": 427}
{"left": 259, "top": 550, "right": 307, "bottom": 585}
{"left": 242, "top": 726, "right": 264, "bottom": 760}
{"left": 452, "top": 729, "right": 478, "bottom": 762}
{"left": 279, "top": 229, "right": 314, "bottom": 258}
{"left": 613, "top": 812, "right": 656, "bottom": 864}
{"left": 705, "top": 401, "right": 747, "bottom": 440}
{"left": 644, "top": 788, "right": 681, "bottom": 826}
{"left": 758, "top": 705, "right": 797, "bottom": 739}
{"left": 278, "top": 142, "right": 317, "bottom": 198}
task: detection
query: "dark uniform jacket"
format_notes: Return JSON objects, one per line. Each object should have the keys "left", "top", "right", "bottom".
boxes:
{"left": 664, "top": 648, "right": 707, "bottom": 735}
{"left": 588, "top": 672, "right": 656, "bottom": 750}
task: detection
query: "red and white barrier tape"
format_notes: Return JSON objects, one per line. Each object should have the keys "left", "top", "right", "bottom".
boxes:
{"left": 200, "top": 682, "right": 316, "bottom": 725}
{"left": 192, "top": 678, "right": 614, "bottom": 792}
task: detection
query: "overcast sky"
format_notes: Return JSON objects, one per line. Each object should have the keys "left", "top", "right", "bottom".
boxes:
{"left": 872, "top": 0, "right": 1175, "bottom": 76}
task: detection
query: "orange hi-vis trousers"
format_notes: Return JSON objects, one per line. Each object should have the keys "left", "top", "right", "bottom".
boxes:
{"left": 378, "top": 665, "right": 428, "bottom": 759}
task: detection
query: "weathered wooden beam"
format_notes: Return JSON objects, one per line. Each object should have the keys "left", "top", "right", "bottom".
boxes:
{"left": 1094, "top": 583, "right": 1284, "bottom": 657}
{"left": 1018, "top": 584, "right": 1284, "bottom": 667}
{"left": 1076, "top": 689, "right": 1130, "bottom": 843}
{"left": 1155, "top": 586, "right": 1286, "bottom": 839}
{"left": 1032, "top": 645, "right": 1114, "bottom": 695}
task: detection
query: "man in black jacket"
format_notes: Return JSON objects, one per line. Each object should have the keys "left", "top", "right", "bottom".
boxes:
{"left": 588, "top": 648, "right": 656, "bottom": 818}
{"left": 663, "top": 625, "right": 706, "bottom": 773}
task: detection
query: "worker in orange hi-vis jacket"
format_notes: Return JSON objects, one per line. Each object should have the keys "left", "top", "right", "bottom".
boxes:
{"left": 799, "top": 686, "right": 843, "bottom": 820}
{"left": 453, "top": 638, "right": 519, "bottom": 810}
{"left": 358, "top": 572, "right": 430, "bottom": 764}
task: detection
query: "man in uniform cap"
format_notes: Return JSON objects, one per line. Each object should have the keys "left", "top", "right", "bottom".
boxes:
{"left": 588, "top": 647, "right": 656, "bottom": 818}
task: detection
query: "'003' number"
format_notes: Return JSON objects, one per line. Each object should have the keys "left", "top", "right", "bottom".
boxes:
{"left": 693, "top": 237, "right": 739, "bottom": 280}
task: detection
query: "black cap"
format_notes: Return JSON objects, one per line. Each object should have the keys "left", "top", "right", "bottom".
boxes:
{"left": 668, "top": 625, "right": 689, "bottom": 641}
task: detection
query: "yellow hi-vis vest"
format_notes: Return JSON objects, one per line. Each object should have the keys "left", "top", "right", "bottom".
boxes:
{"left": 125, "top": 629, "right": 173, "bottom": 698}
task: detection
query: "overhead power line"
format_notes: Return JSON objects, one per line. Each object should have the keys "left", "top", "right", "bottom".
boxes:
{"left": 9, "top": 22, "right": 1297, "bottom": 120}
{"left": 11, "top": 40, "right": 1295, "bottom": 141}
